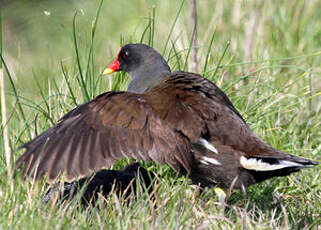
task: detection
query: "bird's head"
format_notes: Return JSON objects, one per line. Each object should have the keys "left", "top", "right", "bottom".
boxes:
{"left": 103, "top": 44, "right": 171, "bottom": 93}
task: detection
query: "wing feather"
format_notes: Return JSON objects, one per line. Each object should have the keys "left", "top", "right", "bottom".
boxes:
{"left": 16, "top": 90, "right": 195, "bottom": 182}
{"left": 16, "top": 72, "right": 284, "bottom": 182}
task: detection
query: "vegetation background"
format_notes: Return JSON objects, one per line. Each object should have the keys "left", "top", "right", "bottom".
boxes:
{"left": 1, "top": 0, "right": 320, "bottom": 229}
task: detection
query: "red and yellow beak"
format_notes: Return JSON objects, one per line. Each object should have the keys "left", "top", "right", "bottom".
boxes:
{"left": 102, "top": 48, "right": 122, "bottom": 75}
{"left": 102, "top": 58, "right": 120, "bottom": 74}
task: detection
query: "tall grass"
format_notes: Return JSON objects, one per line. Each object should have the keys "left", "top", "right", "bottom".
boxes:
{"left": 1, "top": 0, "right": 321, "bottom": 229}
{"left": 1, "top": 4, "right": 14, "bottom": 182}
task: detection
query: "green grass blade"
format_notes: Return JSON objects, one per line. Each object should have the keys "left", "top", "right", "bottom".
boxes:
{"left": 0, "top": 54, "right": 32, "bottom": 139}
{"left": 60, "top": 61, "right": 77, "bottom": 106}
{"left": 32, "top": 70, "right": 50, "bottom": 117}
{"left": 183, "top": 33, "right": 194, "bottom": 71}
{"left": 162, "top": 0, "right": 185, "bottom": 55}
{"left": 85, "top": 0, "right": 104, "bottom": 97}
{"left": 209, "top": 41, "right": 230, "bottom": 81}
{"left": 149, "top": 5, "right": 156, "bottom": 47}
{"left": 72, "top": 12, "right": 90, "bottom": 102}
{"left": 140, "top": 18, "right": 151, "bottom": 44}
{"left": 170, "top": 41, "right": 181, "bottom": 70}
{"left": 202, "top": 25, "right": 217, "bottom": 75}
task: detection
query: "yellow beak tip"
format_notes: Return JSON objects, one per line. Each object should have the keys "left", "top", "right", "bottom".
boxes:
{"left": 102, "top": 68, "right": 114, "bottom": 75}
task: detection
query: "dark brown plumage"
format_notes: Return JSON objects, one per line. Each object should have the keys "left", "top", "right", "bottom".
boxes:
{"left": 42, "top": 163, "right": 155, "bottom": 207}
{"left": 16, "top": 43, "right": 318, "bottom": 190}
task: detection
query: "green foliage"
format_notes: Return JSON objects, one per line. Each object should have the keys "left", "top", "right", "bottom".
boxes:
{"left": 1, "top": 0, "right": 320, "bottom": 229}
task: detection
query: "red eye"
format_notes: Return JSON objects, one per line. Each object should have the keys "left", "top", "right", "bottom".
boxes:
{"left": 123, "top": 51, "right": 129, "bottom": 59}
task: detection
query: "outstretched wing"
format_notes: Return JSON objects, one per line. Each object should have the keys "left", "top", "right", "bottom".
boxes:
{"left": 16, "top": 90, "right": 194, "bottom": 182}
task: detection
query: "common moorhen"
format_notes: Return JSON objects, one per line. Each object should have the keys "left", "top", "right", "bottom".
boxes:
{"left": 16, "top": 43, "right": 318, "bottom": 190}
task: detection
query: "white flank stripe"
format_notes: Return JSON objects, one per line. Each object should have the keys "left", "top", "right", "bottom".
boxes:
{"left": 199, "top": 138, "right": 218, "bottom": 154}
{"left": 200, "top": 156, "right": 221, "bottom": 166}
{"left": 240, "top": 156, "right": 303, "bottom": 171}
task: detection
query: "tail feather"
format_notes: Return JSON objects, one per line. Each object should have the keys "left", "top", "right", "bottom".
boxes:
{"left": 240, "top": 155, "right": 317, "bottom": 172}
{"left": 240, "top": 153, "right": 318, "bottom": 184}
{"left": 282, "top": 153, "right": 319, "bottom": 166}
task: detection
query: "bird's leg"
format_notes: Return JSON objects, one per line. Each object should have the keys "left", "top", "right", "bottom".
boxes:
{"left": 225, "top": 175, "right": 239, "bottom": 202}
{"left": 241, "top": 183, "right": 247, "bottom": 200}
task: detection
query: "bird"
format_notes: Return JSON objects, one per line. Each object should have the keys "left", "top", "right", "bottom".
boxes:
{"left": 16, "top": 43, "right": 318, "bottom": 191}
{"left": 42, "top": 163, "right": 155, "bottom": 207}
